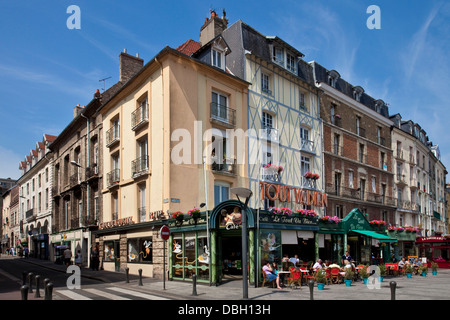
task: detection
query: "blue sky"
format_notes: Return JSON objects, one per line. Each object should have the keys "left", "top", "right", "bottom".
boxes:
{"left": 1, "top": 0, "right": 449, "bottom": 180}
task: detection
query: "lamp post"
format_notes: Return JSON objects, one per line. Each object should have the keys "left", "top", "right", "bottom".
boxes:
{"left": 231, "top": 187, "right": 253, "bottom": 300}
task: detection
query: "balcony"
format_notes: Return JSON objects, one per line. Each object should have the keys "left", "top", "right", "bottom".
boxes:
{"left": 106, "top": 125, "right": 120, "bottom": 147}
{"left": 261, "top": 166, "right": 282, "bottom": 183}
{"left": 260, "top": 127, "right": 279, "bottom": 143}
{"left": 396, "top": 174, "right": 408, "bottom": 186}
{"left": 132, "top": 155, "right": 149, "bottom": 178}
{"left": 300, "top": 140, "right": 315, "bottom": 155}
{"left": 25, "top": 208, "right": 36, "bottom": 222}
{"left": 106, "top": 169, "right": 120, "bottom": 188}
{"left": 210, "top": 103, "right": 236, "bottom": 128}
{"left": 85, "top": 164, "right": 99, "bottom": 180}
{"left": 131, "top": 104, "right": 149, "bottom": 131}
{"left": 325, "top": 183, "right": 396, "bottom": 206}
{"left": 211, "top": 158, "right": 236, "bottom": 175}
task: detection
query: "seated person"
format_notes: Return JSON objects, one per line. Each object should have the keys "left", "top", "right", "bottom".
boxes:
{"left": 328, "top": 260, "right": 341, "bottom": 269}
{"left": 263, "top": 261, "right": 282, "bottom": 289}
{"left": 289, "top": 254, "right": 300, "bottom": 267}
{"left": 312, "top": 259, "right": 323, "bottom": 270}
{"left": 412, "top": 258, "right": 422, "bottom": 274}
{"left": 398, "top": 257, "right": 406, "bottom": 269}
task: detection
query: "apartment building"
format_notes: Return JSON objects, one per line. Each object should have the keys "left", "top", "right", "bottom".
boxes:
{"left": 311, "top": 61, "right": 396, "bottom": 262}
{"left": 17, "top": 134, "right": 56, "bottom": 259}
{"left": 96, "top": 43, "right": 249, "bottom": 281}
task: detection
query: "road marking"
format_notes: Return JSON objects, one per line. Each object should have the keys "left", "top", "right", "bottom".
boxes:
{"left": 0, "top": 268, "right": 21, "bottom": 283}
{"left": 57, "top": 290, "right": 92, "bottom": 300}
{"left": 84, "top": 288, "right": 131, "bottom": 300}
{"left": 108, "top": 287, "right": 170, "bottom": 300}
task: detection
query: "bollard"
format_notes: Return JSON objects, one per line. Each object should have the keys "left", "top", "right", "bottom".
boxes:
{"left": 22, "top": 271, "right": 28, "bottom": 286}
{"left": 44, "top": 278, "right": 50, "bottom": 300}
{"left": 125, "top": 267, "right": 129, "bottom": 283}
{"left": 192, "top": 274, "right": 198, "bottom": 296}
{"left": 390, "top": 281, "right": 397, "bottom": 300}
{"left": 138, "top": 269, "right": 143, "bottom": 286}
{"left": 308, "top": 279, "right": 315, "bottom": 300}
{"left": 34, "top": 275, "right": 41, "bottom": 298}
{"left": 45, "top": 283, "right": 53, "bottom": 300}
{"left": 28, "top": 273, "right": 34, "bottom": 293}
{"left": 21, "top": 285, "right": 29, "bottom": 300}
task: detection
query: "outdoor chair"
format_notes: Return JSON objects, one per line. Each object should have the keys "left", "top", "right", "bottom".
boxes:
{"left": 331, "top": 267, "right": 341, "bottom": 284}
{"left": 261, "top": 268, "right": 276, "bottom": 288}
{"left": 325, "top": 267, "right": 332, "bottom": 285}
{"left": 287, "top": 267, "right": 302, "bottom": 289}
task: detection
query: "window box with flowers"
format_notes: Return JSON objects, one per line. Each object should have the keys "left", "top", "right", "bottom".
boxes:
{"left": 171, "top": 211, "right": 184, "bottom": 222}
{"left": 187, "top": 208, "right": 201, "bottom": 220}
{"left": 319, "top": 215, "right": 341, "bottom": 224}
{"left": 268, "top": 207, "right": 292, "bottom": 216}
{"left": 304, "top": 172, "right": 320, "bottom": 180}
{"left": 295, "top": 209, "right": 318, "bottom": 219}
{"left": 369, "top": 220, "right": 386, "bottom": 230}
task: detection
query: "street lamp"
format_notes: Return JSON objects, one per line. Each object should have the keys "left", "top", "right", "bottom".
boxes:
{"left": 231, "top": 187, "right": 253, "bottom": 300}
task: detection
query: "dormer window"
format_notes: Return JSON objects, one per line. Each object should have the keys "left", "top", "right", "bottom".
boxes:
{"left": 211, "top": 48, "right": 224, "bottom": 69}
{"left": 286, "top": 53, "right": 297, "bottom": 73}
{"left": 273, "top": 47, "right": 284, "bottom": 65}
{"left": 353, "top": 86, "right": 364, "bottom": 102}
{"left": 327, "top": 70, "right": 340, "bottom": 88}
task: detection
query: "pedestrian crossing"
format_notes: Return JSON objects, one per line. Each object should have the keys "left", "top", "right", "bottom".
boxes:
{"left": 56, "top": 286, "right": 171, "bottom": 300}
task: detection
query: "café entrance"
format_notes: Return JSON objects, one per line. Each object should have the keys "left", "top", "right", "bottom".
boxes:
{"left": 219, "top": 231, "right": 243, "bottom": 278}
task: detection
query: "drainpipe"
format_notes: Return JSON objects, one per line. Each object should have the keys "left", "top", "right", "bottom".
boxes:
{"left": 80, "top": 112, "right": 90, "bottom": 268}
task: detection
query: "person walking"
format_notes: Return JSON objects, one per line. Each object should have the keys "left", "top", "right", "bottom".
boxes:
{"left": 90, "top": 245, "right": 99, "bottom": 271}
{"left": 75, "top": 250, "right": 82, "bottom": 267}
{"left": 64, "top": 247, "right": 72, "bottom": 266}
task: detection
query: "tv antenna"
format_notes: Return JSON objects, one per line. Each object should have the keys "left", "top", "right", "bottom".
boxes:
{"left": 99, "top": 76, "right": 112, "bottom": 92}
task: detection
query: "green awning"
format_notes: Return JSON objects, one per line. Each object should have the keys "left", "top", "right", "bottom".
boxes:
{"left": 350, "top": 230, "right": 398, "bottom": 243}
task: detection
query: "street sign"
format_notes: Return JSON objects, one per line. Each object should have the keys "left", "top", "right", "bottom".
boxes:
{"left": 160, "top": 225, "right": 170, "bottom": 241}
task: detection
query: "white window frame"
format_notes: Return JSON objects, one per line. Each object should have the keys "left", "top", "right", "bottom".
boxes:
{"left": 261, "top": 72, "right": 271, "bottom": 95}
{"left": 211, "top": 49, "right": 224, "bottom": 70}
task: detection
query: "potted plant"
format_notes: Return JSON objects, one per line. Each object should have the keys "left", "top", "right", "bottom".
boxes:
{"left": 187, "top": 208, "right": 201, "bottom": 220}
{"left": 171, "top": 211, "right": 184, "bottom": 223}
{"left": 344, "top": 268, "right": 354, "bottom": 287}
{"left": 315, "top": 269, "right": 326, "bottom": 290}
{"left": 359, "top": 265, "right": 370, "bottom": 285}
{"left": 405, "top": 264, "right": 413, "bottom": 278}
{"left": 378, "top": 264, "right": 387, "bottom": 282}
{"left": 431, "top": 262, "right": 439, "bottom": 275}
{"left": 419, "top": 264, "right": 428, "bottom": 277}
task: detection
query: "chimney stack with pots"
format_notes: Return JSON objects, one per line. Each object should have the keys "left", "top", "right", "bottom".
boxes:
{"left": 119, "top": 48, "right": 144, "bottom": 83}
{"left": 199, "top": 9, "right": 228, "bottom": 46}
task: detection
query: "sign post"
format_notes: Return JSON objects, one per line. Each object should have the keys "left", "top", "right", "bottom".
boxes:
{"left": 160, "top": 225, "right": 170, "bottom": 290}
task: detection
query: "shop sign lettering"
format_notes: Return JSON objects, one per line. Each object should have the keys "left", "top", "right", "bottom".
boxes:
{"left": 99, "top": 216, "right": 134, "bottom": 230}
{"left": 148, "top": 210, "right": 165, "bottom": 221}
{"left": 259, "top": 181, "right": 328, "bottom": 207}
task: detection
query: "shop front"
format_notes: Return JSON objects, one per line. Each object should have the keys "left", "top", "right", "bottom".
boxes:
{"left": 50, "top": 228, "right": 89, "bottom": 265}
{"left": 167, "top": 199, "right": 320, "bottom": 286}
{"left": 386, "top": 229, "right": 418, "bottom": 261}
{"left": 415, "top": 236, "right": 450, "bottom": 268}
{"left": 319, "top": 208, "right": 397, "bottom": 265}
{"left": 93, "top": 215, "right": 166, "bottom": 277}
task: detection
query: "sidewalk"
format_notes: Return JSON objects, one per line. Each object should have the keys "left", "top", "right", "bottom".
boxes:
{"left": 13, "top": 256, "right": 450, "bottom": 300}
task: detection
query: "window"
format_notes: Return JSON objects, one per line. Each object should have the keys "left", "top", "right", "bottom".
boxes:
{"left": 211, "top": 49, "right": 223, "bottom": 69}
{"left": 286, "top": 53, "right": 296, "bottom": 73}
{"left": 359, "top": 144, "right": 365, "bottom": 163}
{"left": 211, "top": 91, "right": 228, "bottom": 121}
{"left": 214, "top": 182, "right": 230, "bottom": 206}
{"left": 112, "top": 192, "right": 119, "bottom": 220}
{"left": 261, "top": 72, "right": 271, "bottom": 95}
{"left": 273, "top": 47, "right": 284, "bottom": 65}
{"left": 45, "top": 188, "right": 49, "bottom": 210}
{"left": 356, "top": 116, "right": 360, "bottom": 136}
{"left": 262, "top": 112, "right": 274, "bottom": 129}
{"left": 348, "top": 171, "right": 354, "bottom": 188}
{"left": 94, "top": 144, "right": 99, "bottom": 174}
{"left": 94, "top": 196, "right": 99, "bottom": 220}
{"left": 299, "top": 92, "right": 307, "bottom": 111}
{"left": 45, "top": 168, "right": 49, "bottom": 182}
{"left": 377, "top": 127, "right": 382, "bottom": 145}
{"left": 330, "top": 104, "right": 335, "bottom": 125}
{"left": 128, "top": 237, "right": 153, "bottom": 263}
{"left": 371, "top": 177, "right": 376, "bottom": 193}
{"left": 380, "top": 152, "right": 386, "bottom": 170}
{"left": 360, "top": 179, "right": 365, "bottom": 200}
{"left": 301, "top": 156, "right": 311, "bottom": 177}
{"left": 334, "top": 134, "right": 340, "bottom": 155}
{"left": 138, "top": 183, "right": 146, "bottom": 222}
{"left": 104, "top": 241, "right": 119, "bottom": 262}
{"left": 335, "top": 172, "right": 341, "bottom": 195}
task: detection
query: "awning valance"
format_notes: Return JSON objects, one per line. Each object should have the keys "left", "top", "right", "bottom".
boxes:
{"left": 350, "top": 230, "right": 398, "bottom": 243}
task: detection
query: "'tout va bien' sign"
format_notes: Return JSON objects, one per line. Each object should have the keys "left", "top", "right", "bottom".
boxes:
{"left": 259, "top": 181, "right": 328, "bottom": 207}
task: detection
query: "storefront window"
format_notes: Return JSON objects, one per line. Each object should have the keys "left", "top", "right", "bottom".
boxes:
{"left": 127, "top": 237, "right": 153, "bottom": 263}
{"left": 104, "top": 241, "right": 116, "bottom": 262}
{"left": 171, "top": 233, "right": 209, "bottom": 282}
{"left": 172, "top": 237, "right": 183, "bottom": 278}
{"left": 260, "top": 230, "right": 281, "bottom": 266}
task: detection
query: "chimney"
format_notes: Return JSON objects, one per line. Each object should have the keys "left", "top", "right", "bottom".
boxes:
{"left": 199, "top": 9, "right": 228, "bottom": 46}
{"left": 73, "top": 104, "right": 85, "bottom": 118}
{"left": 119, "top": 48, "right": 144, "bottom": 83}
